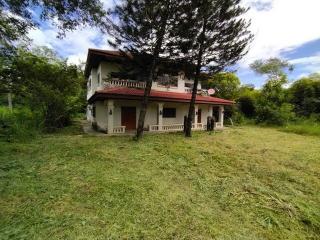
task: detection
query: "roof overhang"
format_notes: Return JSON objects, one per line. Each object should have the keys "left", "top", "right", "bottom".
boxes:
{"left": 88, "top": 88, "right": 234, "bottom": 105}
{"left": 84, "top": 49, "right": 131, "bottom": 78}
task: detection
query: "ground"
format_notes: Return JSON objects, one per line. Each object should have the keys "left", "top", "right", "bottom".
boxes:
{"left": 0, "top": 126, "right": 319, "bottom": 239}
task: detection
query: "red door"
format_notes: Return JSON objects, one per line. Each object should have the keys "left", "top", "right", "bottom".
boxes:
{"left": 197, "top": 109, "right": 202, "bottom": 123}
{"left": 121, "top": 107, "right": 136, "bottom": 130}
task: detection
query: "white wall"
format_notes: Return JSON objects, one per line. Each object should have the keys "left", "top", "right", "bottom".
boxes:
{"left": 94, "top": 99, "right": 215, "bottom": 131}
{"left": 95, "top": 101, "right": 108, "bottom": 130}
{"left": 113, "top": 100, "right": 158, "bottom": 128}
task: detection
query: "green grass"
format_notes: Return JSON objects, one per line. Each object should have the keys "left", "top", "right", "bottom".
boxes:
{"left": 281, "top": 121, "right": 320, "bottom": 137}
{"left": 0, "top": 126, "right": 319, "bottom": 239}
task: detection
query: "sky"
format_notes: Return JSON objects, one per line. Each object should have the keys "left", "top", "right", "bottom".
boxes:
{"left": 27, "top": 0, "right": 320, "bottom": 88}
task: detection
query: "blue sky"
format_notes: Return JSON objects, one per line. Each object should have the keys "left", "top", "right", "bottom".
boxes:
{"left": 27, "top": 0, "right": 320, "bottom": 88}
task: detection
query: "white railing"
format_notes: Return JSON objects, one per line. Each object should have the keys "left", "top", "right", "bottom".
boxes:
{"left": 113, "top": 126, "right": 126, "bottom": 133}
{"left": 149, "top": 123, "right": 204, "bottom": 132}
{"left": 149, "top": 124, "right": 184, "bottom": 132}
{"left": 192, "top": 123, "right": 203, "bottom": 130}
{"left": 104, "top": 79, "right": 146, "bottom": 89}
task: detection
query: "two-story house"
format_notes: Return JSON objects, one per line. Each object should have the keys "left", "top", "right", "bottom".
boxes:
{"left": 85, "top": 49, "right": 234, "bottom": 134}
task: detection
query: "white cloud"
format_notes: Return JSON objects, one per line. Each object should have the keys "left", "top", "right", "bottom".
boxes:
{"left": 28, "top": 22, "right": 112, "bottom": 65}
{"left": 26, "top": 0, "right": 320, "bottom": 71}
{"left": 240, "top": 0, "right": 320, "bottom": 66}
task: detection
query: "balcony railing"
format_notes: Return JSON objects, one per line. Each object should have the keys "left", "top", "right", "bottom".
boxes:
{"left": 104, "top": 79, "right": 146, "bottom": 89}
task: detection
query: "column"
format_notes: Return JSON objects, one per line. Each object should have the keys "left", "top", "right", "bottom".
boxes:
{"left": 219, "top": 105, "right": 224, "bottom": 127}
{"left": 107, "top": 100, "right": 114, "bottom": 134}
{"left": 208, "top": 105, "right": 213, "bottom": 117}
{"left": 194, "top": 105, "right": 198, "bottom": 128}
{"left": 158, "top": 103, "right": 163, "bottom": 131}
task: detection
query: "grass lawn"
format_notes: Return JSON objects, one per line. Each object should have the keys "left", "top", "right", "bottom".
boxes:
{"left": 0, "top": 126, "right": 319, "bottom": 239}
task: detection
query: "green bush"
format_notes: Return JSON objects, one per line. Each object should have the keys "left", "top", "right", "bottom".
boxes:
{"left": 0, "top": 106, "right": 41, "bottom": 142}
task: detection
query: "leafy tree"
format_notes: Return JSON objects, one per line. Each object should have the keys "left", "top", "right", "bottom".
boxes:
{"left": 250, "top": 58, "right": 296, "bottom": 125}
{"left": 289, "top": 74, "right": 320, "bottom": 117}
{"left": 0, "top": 0, "right": 108, "bottom": 47}
{"left": 1, "top": 47, "right": 85, "bottom": 131}
{"left": 204, "top": 72, "right": 241, "bottom": 100}
{"left": 237, "top": 84, "right": 258, "bottom": 118}
{"left": 108, "top": 0, "right": 182, "bottom": 139}
{"left": 250, "top": 58, "right": 293, "bottom": 81}
{"left": 179, "top": 0, "right": 253, "bottom": 137}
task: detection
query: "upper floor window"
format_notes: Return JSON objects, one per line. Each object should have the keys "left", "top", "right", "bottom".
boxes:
{"left": 163, "top": 108, "right": 176, "bottom": 118}
{"left": 97, "top": 72, "right": 101, "bottom": 85}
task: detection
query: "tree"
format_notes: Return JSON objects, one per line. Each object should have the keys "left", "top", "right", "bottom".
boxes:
{"left": 250, "top": 58, "right": 293, "bottom": 81}
{"left": 204, "top": 72, "right": 241, "bottom": 100}
{"left": 1, "top": 47, "right": 85, "bottom": 131}
{"left": 0, "top": 0, "right": 108, "bottom": 47}
{"left": 180, "top": 0, "right": 253, "bottom": 137}
{"left": 237, "top": 85, "right": 258, "bottom": 118}
{"left": 289, "top": 74, "right": 320, "bottom": 117}
{"left": 108, "top": 0, "right": 181, "bottom": 139}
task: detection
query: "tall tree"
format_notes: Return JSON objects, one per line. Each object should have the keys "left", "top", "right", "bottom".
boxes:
{"left": 204, "top": 72, "right": 241, "bottom": 100}
{"left": 250, "top": 58, "right": 295, "bottom": 125}
{"left": 108, "top": 0, "right": 181, "bottom": 139}
{"left": 180, "top": 0, "right": 253, "bottom": 137}
{"left": 250, "top": 58, "right": 293, "bottom": 81}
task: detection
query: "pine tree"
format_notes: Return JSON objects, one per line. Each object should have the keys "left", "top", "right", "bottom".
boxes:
{"left": 180, "top": 0, "right": 253, "bottom": 137}
{"left": 108, "top": 0, "right": 181, "bottom": 139}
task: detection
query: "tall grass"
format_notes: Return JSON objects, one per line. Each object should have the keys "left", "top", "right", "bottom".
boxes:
{"left": 281, "top": 118, "right": 320, "bottom": 136}
{"left": 0, "top": 106, "right": 42, "bottom": 142}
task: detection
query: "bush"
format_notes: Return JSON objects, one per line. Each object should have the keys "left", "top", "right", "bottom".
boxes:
{"left": 0, "top": 106, "right": 41, "bottom": 142}
{"left": 237, "top": 95, "right": 256, "bottom": 118}
{"left": 256, "top": 103, "right": 296, "bottom": 126}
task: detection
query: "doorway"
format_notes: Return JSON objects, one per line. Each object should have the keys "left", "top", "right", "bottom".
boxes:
{"left": 121, "top": 107, "right": 136, "bottom": 130}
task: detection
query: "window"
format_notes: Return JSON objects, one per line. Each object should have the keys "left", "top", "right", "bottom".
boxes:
{"left": 97, "top": 72, "right": 101, "bottom": 85}
{"left": 163, "top": 108, "right": 176, "bottom": 118}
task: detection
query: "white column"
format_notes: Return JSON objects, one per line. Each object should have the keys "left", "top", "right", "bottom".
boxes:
{"left": 194, "top": 105, "right": 198, "bottom": 128}
{"left": 107, "top": 100, "right": 114, "bottom": 134}
{"left": 219, "top": 105, "right": 224, "bottom": 127}
{"left": 158, "top": 103, "right": 163, "bottom": 131}
{"left": 208, "top": 105, "right": 213, "bottom": 117}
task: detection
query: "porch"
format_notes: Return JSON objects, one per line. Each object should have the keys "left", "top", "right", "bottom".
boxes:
{"left": 92, "top": 99, "right": 225, "bottom": 134}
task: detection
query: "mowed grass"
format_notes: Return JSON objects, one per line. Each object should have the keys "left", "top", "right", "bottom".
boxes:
{"left": 0, "top": 126, "right": 319, "bottom": 239}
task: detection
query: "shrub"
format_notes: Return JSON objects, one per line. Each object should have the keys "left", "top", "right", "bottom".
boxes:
{"left": 237, "top": 95, "right": 256, "bottom": 118}
{"left": 0, "top": 106, "right": 41, "bottom": 142}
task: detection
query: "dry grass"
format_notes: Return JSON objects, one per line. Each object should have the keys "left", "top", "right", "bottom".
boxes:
{"left": 0, "top": 126, "right": 319, "bottom": 239}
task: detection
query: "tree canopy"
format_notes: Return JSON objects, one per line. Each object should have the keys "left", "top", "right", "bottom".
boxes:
{"left": 0, "top": 0, "right": 108, "bottom": 47}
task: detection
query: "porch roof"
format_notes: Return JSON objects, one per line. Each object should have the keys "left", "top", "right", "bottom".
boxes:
{"left": 88, "top": 87, "right": 234, "bottom": 105}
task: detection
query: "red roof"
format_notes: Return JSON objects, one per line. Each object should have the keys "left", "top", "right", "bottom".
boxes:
{"left": 88, "top": 87, "right": 234, "bottom": 105}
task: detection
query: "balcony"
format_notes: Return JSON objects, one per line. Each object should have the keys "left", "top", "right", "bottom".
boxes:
{"left": 103, "top": 79, "right": 146, "bottom": 89}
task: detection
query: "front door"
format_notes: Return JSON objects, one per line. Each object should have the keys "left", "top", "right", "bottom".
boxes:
{"left": 121, "top": 107, "right": 136, "bottom": 130}
{"left": 197, "top": 109, "right": 202, "bottom": 123}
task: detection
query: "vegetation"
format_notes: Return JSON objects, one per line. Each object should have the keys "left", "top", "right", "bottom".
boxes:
{"left": 0, "top": 0, "right": 107, "bottom": 47}
{"left": 0, "top": 126, "right": 319, "bottom": 239}
{"left": 179, "top": 0, "right": 253, "bottom": 137}
{"left": 0, "top": 47, "right": 85, "bottom": 138}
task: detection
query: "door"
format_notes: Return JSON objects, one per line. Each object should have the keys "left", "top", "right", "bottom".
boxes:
{"left": 197, "top": 109, "right": 202, "bottom": 123}
{"left": 121, "top": 107, "right": 136, "bottom": 130}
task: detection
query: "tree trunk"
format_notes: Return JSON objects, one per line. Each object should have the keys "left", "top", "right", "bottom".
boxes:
{"left": 185, "top": 18, "right": 207, "bottom": 137}
{"left": 135, "top": 56, "right": 157, "bottom": 139}
{"left": 136, "top": 14, "right": 168, "bottom": 139}
{"left": 8, "top": 92, "right": 12, "bottom": 111}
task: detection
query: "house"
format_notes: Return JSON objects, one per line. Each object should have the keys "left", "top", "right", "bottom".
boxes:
{"left": 85, "top": 49, "right": 234, "bottom": 134}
